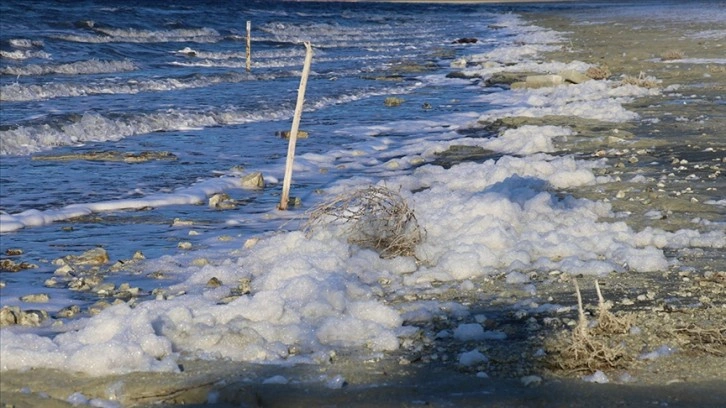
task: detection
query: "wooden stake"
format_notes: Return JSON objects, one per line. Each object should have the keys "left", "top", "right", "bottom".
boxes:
{"left": 246, "top": 21, "right": 251, "bottom": 72}
{"left": 279, "top": 41, "right": 313, "bottom": 210}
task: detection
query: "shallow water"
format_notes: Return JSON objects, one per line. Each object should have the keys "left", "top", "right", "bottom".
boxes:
{"left": 1, "top": 0, "right": 506, "bottom": 304}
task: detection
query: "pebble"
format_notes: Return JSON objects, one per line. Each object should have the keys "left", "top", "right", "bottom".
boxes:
{"left": 57, "top": 305, "right": 81, "bottom": 318}
{"left": 207, "top": 277, "right": 223, "bottom": 288}
{"left": 20, "top": 293, "right": 50, "bottom": 303}
{"left": 520, "top": 375, "right": 542, "bottom": 387}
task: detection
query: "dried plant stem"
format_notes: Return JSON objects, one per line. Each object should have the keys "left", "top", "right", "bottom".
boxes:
{"left": 573, "top": 278, "right": 587, "bottom": 337}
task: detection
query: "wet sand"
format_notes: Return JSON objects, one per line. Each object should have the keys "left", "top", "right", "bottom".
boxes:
{"left": 2, "top": 4, "right": 725, "bottom": 408}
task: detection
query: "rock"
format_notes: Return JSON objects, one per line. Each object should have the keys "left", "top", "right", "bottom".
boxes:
{"left": 32, "top": 150, "right": 177, "bottom": 163}
{"left": 559, "top": 69, "right": 590, "bottom": 84}
{"left": 19, "top": 309, "right": 49, "bottom": 326}
{"left": 172, "top": 218, "right": 194, "bottom": 227}
{"left": 20, "top": 293, "right": 50, "bottom": 303}
{"left": 93, "top": 282, "right": 115, "bottom": 296}
{"left": 5, "top": 248, "right": 23, "bottom": 256}
{"left": 209, "top": 193, "right": 236, "bottom": 209}
{"left": 513, "top": 74, "right": 564, "bottom": 89}
{"left": 0, "top": 306, "right": 19, "bottom": 326}
{"left": 192, "top": 258, "right": 209, "bottom": 267}
{"left": 277, "top": 130, "right": 309, "bottom": 139}
{"left": 57, "top": 247, "right": 109, "bottom": 267}
{"left": 445, "top": 71, "right": 473, "bottom": 79}
{"left": 520, "top": 375, "right": 542, "bottom": 387}
{"left": 450, "top": 58, "right": 467, "bottom": 68}
{"left": 238, "top": 278, "right": 252, "bottom": 295}
{"left": 244, "top": 237, "right": 259, "bottom": 248}
{"left": 0, "top": 258, "right": 37, "bottom": 272}
{"left": 384, "top": 97, "right": 404, "bottom": 107}
{"left": 69, "top": 276, "right": 103, "bottom": 291}
{"left": 57, "top": 305, "right": 81, "bottom": 318}
{"left": 0, "top": 306, "right": 48, "bottom": 327}
{"left": 453, "top": 37, "right": 478, "bottom": 44}
{"left": 486, "top": 72, "right": 527, "bottom": 87}
{"left": 207, "top": 277, "right": 222, "bottom": 288}
{"left": 241, "top": 172, "right": 265, "bottom": 189}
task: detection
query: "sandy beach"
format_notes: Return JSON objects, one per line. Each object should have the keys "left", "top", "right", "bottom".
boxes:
{"left": 2, "top": 2, "right": 725, "bottom": 408}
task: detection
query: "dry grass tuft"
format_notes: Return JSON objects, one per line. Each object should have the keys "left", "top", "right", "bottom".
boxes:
{"left": 585, "top": 65, "right": 611, "bottom": 80}
{"left": 545, "top": 279, "right": 633, "bottom": 373}
{"left": 673, "top": 323, "right": 726, "bottom": 356}
{"left": 620, "top": 71, "right": 660, "bottom": 88}
{"left": 660, "top": 49, "right": 685, "bottom": 61}
{"left": 592, "top": 280, "right": 634, "bottom": 335}
{"left": 304, "top": 185, "right": 424, "bottom": 259}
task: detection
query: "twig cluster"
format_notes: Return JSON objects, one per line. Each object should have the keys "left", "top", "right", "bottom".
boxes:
{"left": 620, "top": 71, "right": 660, "bottom": 88}
{"left": 546, "top": 279, "right": 633, "bottom": 373}
{"left": 304, "top": 185, "right": 424, "bottom": 259}
{"left": 674, "top": 323, "right": 726, "bottom": 356}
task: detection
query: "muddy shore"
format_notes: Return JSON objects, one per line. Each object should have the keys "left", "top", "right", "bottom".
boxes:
{"left": 2, "top": 5, "right": 725, "bottom": 408}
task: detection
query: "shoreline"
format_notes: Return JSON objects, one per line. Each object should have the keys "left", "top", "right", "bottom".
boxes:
{"left": 2, "top": 3, "right": 725, "bottom": 408}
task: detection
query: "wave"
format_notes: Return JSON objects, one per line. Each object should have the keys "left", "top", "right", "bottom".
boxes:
{"left": 0, "top": 72, "right": 250, "bottom": 102}
{"left": 7, "top": 38, "right": 44, "bottom": 48}
{"left": 0, "top": 49, "right": 52, "bottom": 60}
{"left": 0, "top": 82, "right": 416, "bottom": 156}
{"left": 0, "top": 107, "right": 291, "bottom": 156}
{"left": 0, "top": 59, "right": 136, "bottom": 76}
{"left": 55, "top": 26, "right": 221, "bottom": 44}
{"left": 257, "top": 21, "right": 435, "bottom": 48}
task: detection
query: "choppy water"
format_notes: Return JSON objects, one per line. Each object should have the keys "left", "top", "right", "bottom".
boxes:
{"left": 0, "top": 0, "right": 515, "bottom": 302}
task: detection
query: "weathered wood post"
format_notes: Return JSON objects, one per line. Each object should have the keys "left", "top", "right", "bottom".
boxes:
{"left": 279, "top": 41, "right": 313, "bottom": 210}
{"left": 246, "top": 21, "right": 251, "bottom": 72}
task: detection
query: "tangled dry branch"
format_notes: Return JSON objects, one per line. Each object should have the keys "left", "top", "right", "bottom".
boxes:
{"left": 303, "top": 185, "right": 424, "bottom": 259}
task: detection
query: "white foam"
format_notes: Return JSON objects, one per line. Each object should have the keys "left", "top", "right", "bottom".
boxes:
{"left": 0, "top": 59, "right": 136, "bottom": 76}
{"left": 0, "top": 176, "right": 242, "bottom": 233}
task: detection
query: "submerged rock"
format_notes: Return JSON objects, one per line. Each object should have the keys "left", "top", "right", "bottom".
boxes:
{"left": 0, "top": 258, "right": 38, "bottom": 272}
{"left": 19, "top": 293, "right": 51, "bottom": 303}
{"left": 32, "top": 151, "right": 177, "bottom": 163}
{"left": 55, "top": 247, "right": 110, "bottom": 267}
{"left": 240, "top": 172, "right": 265, "bottom": 189}
{"left": 277, "top": 130, "right": 309, "bottom": 139}
{"left": 384, "top": 96, "right": 404, "bottom": 107}
{"left": 209, "top": 193, "right": 237, "bottom": 209}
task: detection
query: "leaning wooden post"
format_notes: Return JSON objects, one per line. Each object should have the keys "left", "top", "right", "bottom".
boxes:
{"left": 279, "top": 41, "right": 313, "bottom": 210}
{"left": 246, "top": 21, "right": 251, "bottom": 72}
